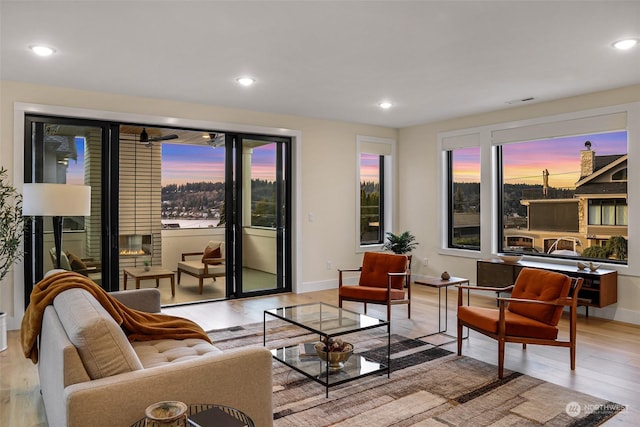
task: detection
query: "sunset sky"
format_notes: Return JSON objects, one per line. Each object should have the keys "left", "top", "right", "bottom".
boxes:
{"left": 67, "top": 139, "right": 278, "bottom": 186}
{"left": 453, "top": 131, "right": 627, "bottom": 188}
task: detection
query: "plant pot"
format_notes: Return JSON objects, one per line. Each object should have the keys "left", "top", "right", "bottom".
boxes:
{"left": 0, "top": 312, "right": 7, "bottom": 352}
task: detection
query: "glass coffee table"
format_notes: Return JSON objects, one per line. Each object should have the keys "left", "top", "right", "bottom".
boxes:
{"left": 264, "top": 302, "right": 390, "bottom": 397}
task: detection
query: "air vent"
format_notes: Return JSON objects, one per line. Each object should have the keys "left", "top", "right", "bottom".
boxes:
{"left": 505, "top": 97, "right": 535, "bottom": 105}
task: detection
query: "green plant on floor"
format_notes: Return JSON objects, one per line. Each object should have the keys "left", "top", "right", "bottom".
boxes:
{"left": 0, "top": 167, "right": 25, "bottom": 283}
{"left": 383, "top": 231, "right": 418, "bottom": 255}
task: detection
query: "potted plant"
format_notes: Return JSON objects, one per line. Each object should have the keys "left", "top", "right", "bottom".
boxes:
{"left": 143, "top": 259, "right": 151, "bottom": 271}
{"left": 0, "top": 167, "right": 25, "bottom": 352}
{"left": 383, "top": 231, "right": 418, "bottom": 288}
{"left": 383, "top": 231, "right": 418, "bottom": 255}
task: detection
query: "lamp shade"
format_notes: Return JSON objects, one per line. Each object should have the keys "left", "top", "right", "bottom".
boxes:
{"left": 22, "top": 183, "right": 91, "bottom": 216}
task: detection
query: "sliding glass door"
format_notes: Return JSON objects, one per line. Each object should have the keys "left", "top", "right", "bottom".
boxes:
{"left": 23, "top": 115, "right": 119, "bottom": 304}
{"left": 226, "top": 134, "right": 291, "bottom": 297}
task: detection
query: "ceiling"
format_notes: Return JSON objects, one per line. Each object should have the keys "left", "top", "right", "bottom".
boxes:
{"left": 1, "top": 1, "right": 639, "bottom": 128}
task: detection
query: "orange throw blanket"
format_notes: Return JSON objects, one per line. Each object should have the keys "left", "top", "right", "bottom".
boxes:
{"left": 21, "top": 271, "right": 211, "bottom": 363}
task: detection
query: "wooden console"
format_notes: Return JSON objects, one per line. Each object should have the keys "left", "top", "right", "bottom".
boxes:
{"left": 477, "top": 259, "right": 617, "bottom": 311}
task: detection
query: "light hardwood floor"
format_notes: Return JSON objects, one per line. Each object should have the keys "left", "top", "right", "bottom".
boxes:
{"left": 2, "top": 285, "right": 638, "bottom": 426}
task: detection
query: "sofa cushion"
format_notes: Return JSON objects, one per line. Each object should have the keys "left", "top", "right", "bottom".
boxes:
{"left": 53, "top": 289, "right": 143, "bottom": 379}
{"left": 66, "top": 252, "right": 87, "bottom": 271}
{"left": 132, "top": 338, "right": 222, "bottom": 368}
{"left": 201, "top": 243, "right": 222, "bottom": 264}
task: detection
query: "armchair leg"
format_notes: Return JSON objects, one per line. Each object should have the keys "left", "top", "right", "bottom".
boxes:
{"left": 387, "top": 305, "right": 391, "bottom": 322}
{"left": 570, "top": 342, "right": 576, "bottom": 370}
{"left": 364, "top": 303, "right": 367, "bottom": 314}
{"left": 498, "top": 338, "right": 505, "bottom": 379}
{"left": 177, "top": 270, "right": 181, "bottom": 284}
{"left": 408, "top": 301, "right": 411, "bottom": 319}
{"left": 198, "top": 278, "right": 203, "bottom": 294}
{"left": 457, "top": 320, "right": 463, "bottom": 356}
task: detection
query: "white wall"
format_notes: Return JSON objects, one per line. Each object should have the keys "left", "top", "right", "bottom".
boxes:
{"left": 399, "top": 84, "right": 640, "bottom": 325}
{"left": 0, "top": 80, "right": 397, "bottom": 330}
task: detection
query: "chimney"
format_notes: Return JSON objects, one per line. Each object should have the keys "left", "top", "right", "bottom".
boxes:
{"left": 580, "top": 140, "right": 595, "bottom": 178}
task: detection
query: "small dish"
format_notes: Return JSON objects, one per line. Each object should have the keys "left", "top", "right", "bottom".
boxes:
{"left": 145, "top": 401, "right": 188, "bottom": 424}
{"left": 497, "top": 254, "right": 523, "bottom": 263}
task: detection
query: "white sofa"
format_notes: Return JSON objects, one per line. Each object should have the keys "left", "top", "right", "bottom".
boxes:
{"left": 38, "top": 286, "right": 273, "bottom": 426}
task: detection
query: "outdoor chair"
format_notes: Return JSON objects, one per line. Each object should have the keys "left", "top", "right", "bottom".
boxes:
{"left": 177, "top": 240, "right": 225, "bottom": 294}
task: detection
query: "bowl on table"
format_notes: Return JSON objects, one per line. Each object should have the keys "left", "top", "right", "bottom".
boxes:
{"left": 497, "top": 254, "right": 523, "bottom": 263}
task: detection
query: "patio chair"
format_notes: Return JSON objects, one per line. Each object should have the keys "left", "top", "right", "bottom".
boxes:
{"left": 177, "top": 240, "right": 226, "bottom": 294}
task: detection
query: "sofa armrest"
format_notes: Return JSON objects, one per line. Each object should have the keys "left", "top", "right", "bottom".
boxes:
{"left": 110, "top": 288, "right": 161, "bottom": 313}
{"left": 63, "top": 347, "right": 273, "bottom": 427}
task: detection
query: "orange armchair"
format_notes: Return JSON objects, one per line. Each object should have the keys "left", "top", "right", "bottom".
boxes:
{"left": 457, "top": 267, "right": 583, "bottom": 378}
{"left": 338, "top": 252, "right": 411, "bottom": 321}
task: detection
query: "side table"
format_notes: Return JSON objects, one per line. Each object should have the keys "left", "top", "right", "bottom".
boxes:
{"left": 124, "top": 267, "right": 176, "bottom": 297}
{"left": 131, "top": 403, "right": 254, "bottom": 427}
{"left": 414, "top": 276, "right": 470, "bottom": 344}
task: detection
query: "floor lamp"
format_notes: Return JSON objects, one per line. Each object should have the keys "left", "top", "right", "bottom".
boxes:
{"left": 22, "top": 183, "right": 91, "bottom": 269}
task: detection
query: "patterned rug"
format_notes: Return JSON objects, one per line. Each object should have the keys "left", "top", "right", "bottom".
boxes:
{"left": 208, "top": 322, "right": 624, "bottom": 426}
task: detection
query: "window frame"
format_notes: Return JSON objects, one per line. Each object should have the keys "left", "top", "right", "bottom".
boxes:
{"left": 356, "top": 135, "right": 396, "bottom": 252}
{"left": 438, "top": 102, "right": 640, "bottom": 276}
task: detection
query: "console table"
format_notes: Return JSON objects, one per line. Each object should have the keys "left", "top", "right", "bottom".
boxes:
{"left": 477, "top": 259, "right": 617, "bottom": 316}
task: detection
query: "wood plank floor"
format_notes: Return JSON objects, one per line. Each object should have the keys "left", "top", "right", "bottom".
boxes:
{"left": 2, "top": 285, "right": 638, "bottom": 426}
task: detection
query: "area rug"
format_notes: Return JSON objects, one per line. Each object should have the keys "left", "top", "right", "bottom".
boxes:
{"left": 208, "top": 322, "right": 624, "bottom": 426}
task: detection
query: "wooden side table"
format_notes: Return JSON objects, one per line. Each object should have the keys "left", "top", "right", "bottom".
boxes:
{"left": 123, "top": 267, "right": 176, "bottom": 297}
{"left": 414, "top": 276, "right": 470, "bottom": 343}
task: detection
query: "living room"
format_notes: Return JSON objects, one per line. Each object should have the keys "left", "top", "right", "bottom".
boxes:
{"left": 2, "top": 1, "right": 640, "bottom": 426}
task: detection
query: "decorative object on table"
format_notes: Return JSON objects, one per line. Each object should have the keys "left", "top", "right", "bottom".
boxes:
{"left": 314, "top": 337, "right": 354, "bottom": 370}
{"left": 143, "top": 260, "right": 151, "bottom": 271}
{"left": 497, "top": 253, "right": 523, "bottom": 263}
{"left": 588, "top": 262, "right": 600, "bottom": 272}
{"left": 22, "top": 182, "right": 91, "bottom": 269}
{"left": 440, "top": 271, "right": 450, "bottom": 280}
{"left": 576, "top": 262, "right": 587, "bottom": 270}
{"left": 0, "top": 167, "right": 25, "bottom": 352}
{"left": 144, "top": 401, "right": 188, "bottom": 427}
{"left": 187, "top": 405, "right": 249, "bottom": 427}
{"left": 298, "top": 341, "right": 318, "bottom": 357}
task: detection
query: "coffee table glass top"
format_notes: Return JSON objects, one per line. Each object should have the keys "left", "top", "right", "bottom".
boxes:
{"left": 265, "top": 302, "right": 387, "bottom": 336}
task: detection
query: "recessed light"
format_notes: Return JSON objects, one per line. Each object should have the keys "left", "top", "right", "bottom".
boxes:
{"left": 612, "top": 38, "right": 638, "bottom": 50}
{"left": 378, "top": 101, "right": 392, "bottom": 109}
{"left": 236, "top": 77, "right": 255, "bottom": 87}
{"left": 29, "top": 45, "right": 56, "bottom": 56}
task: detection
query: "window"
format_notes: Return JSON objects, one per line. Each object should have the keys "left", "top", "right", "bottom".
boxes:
{"left": 500, "top": 131, "right": 627, "bottom": 261}
{"left": 356, "top": 135, "right": 395, "bottom": 250}
{"left": 440, "top": 106, "right": 635, "bottom": 267}
{"left": 448, "top": 147, "right": 481, "bottom": 250}
{"left": 360, "top": 153, "right": 384, "bottom": 244}
{"left": 588, "top": 199, "right": 628, "bottom": 226}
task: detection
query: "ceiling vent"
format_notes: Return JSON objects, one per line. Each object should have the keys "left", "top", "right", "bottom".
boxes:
{"left": 505, "top": 97, "right": 535, "bottom": 105}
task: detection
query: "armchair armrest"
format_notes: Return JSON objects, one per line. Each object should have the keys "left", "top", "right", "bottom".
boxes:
{"left": 110, "top": 288, "right": 161, "bottom": 313}
{"left": 497, "top": 296, "right": 572, "bottom": 308}
{"left": 338, "top": 267, "right": 362, "bottom": 288}
{"left": 458, "top": 284, "right": 514, "bottom": 293}
{"left": 181, "top": 251, "right": 204, "bottom": 261}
